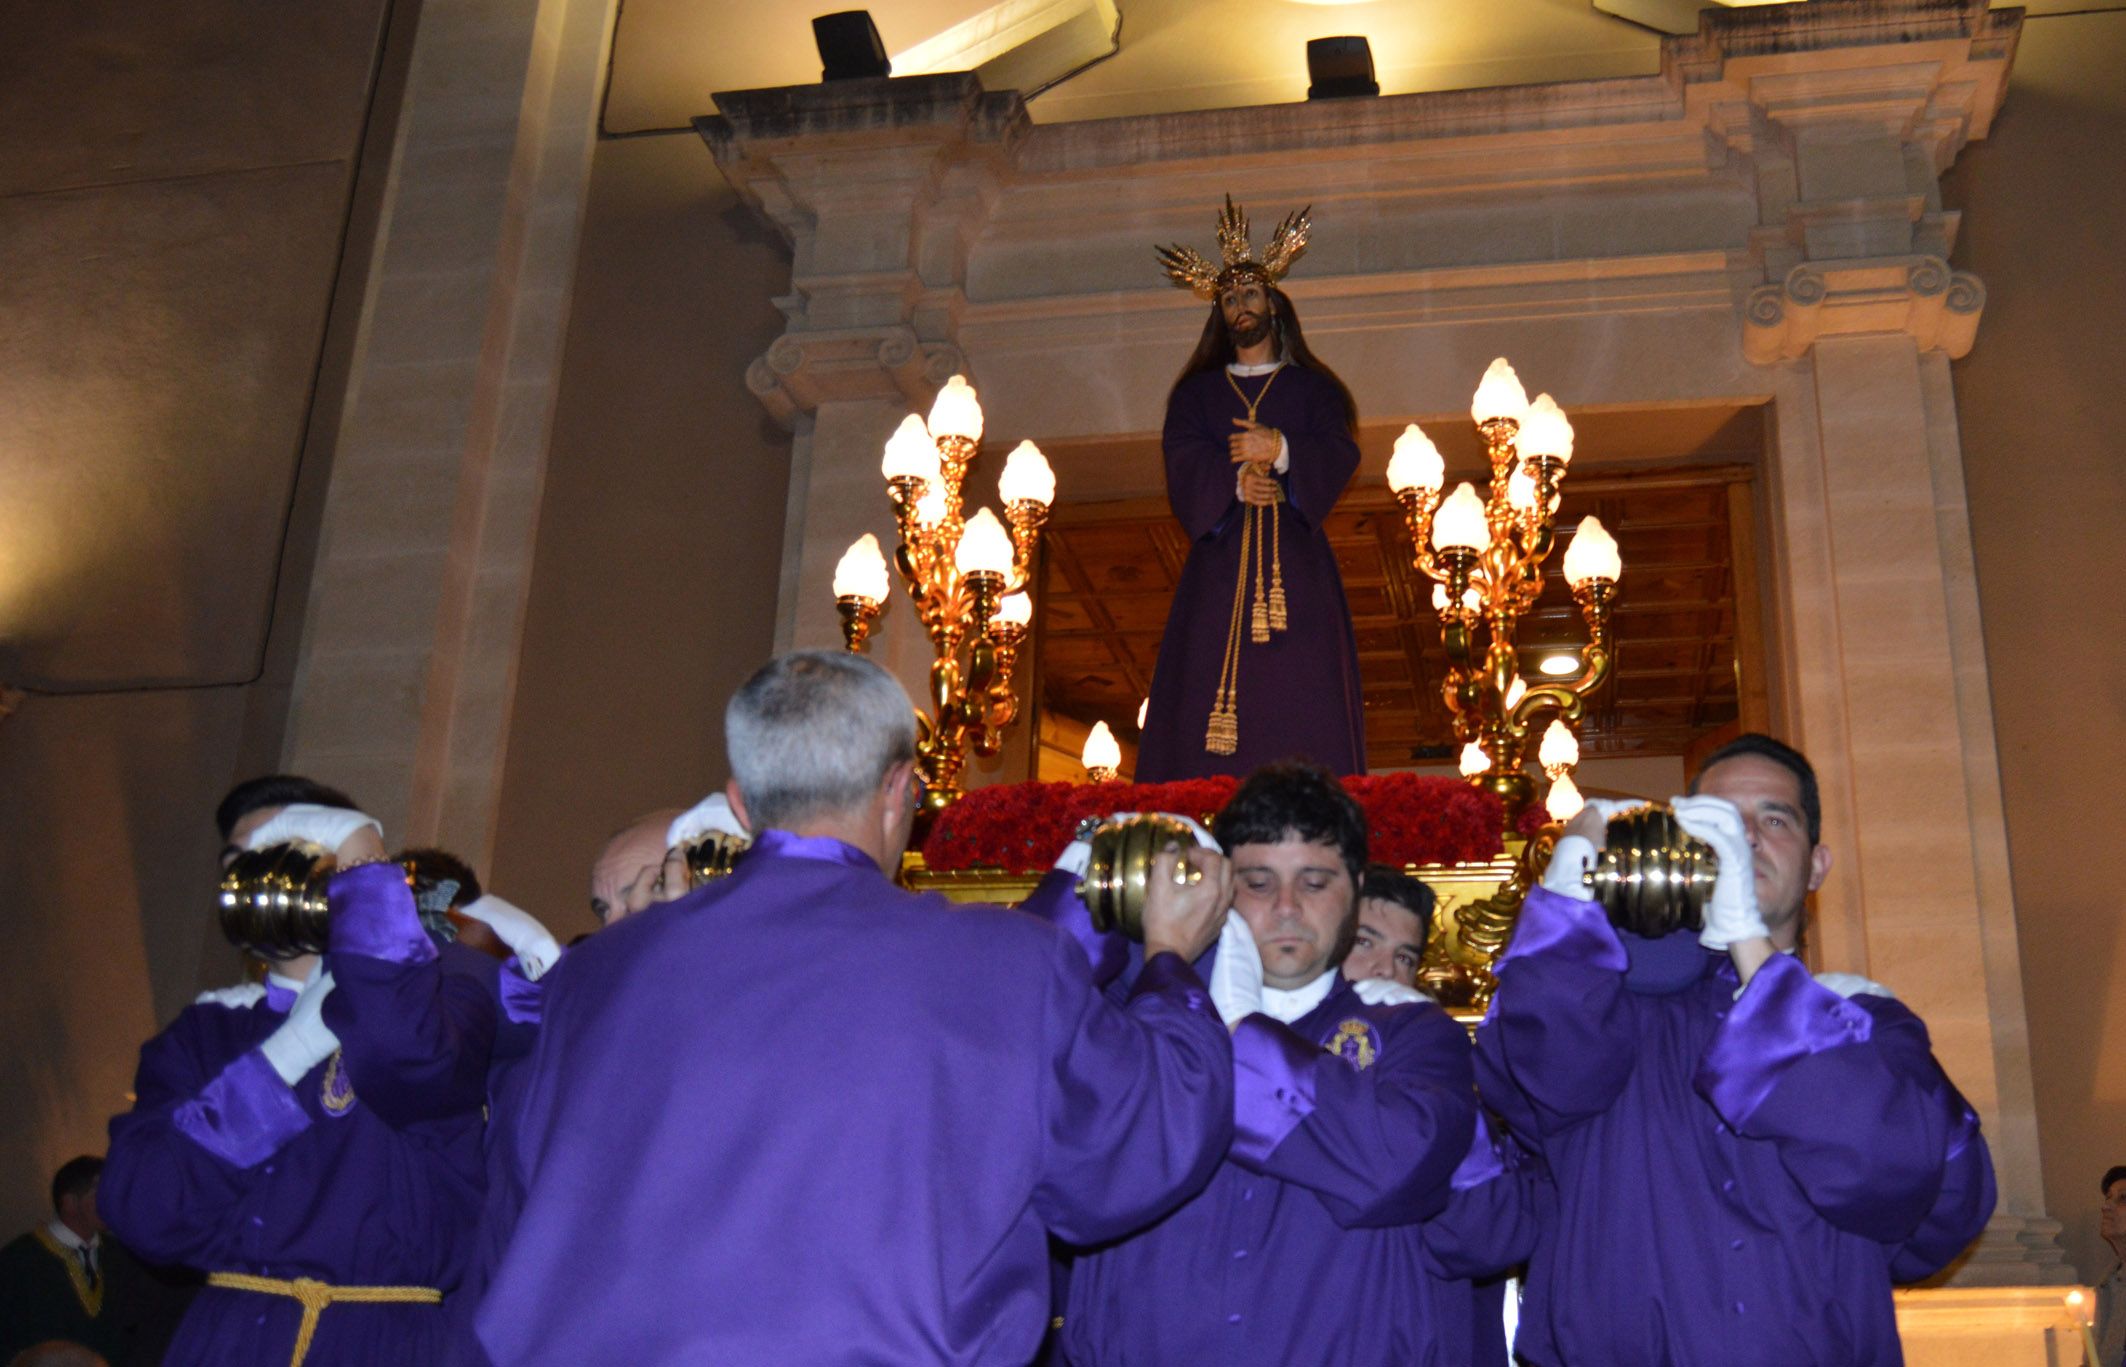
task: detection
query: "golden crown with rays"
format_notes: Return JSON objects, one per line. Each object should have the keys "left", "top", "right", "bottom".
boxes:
{"left": 1156, "top": 195, "right": 1313, "bottom": 301}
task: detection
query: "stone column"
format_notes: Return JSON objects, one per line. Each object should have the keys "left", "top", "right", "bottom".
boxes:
{"left": 280, "top": 0, "right": 616, "bottom": 862}
{"left": 1737, "top": 36, "right": 2063, "bottom": 1279}
{"left": 698, "top": 76, "right": 1022, "bottom": 713}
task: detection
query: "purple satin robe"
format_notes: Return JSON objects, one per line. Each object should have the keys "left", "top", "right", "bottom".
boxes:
{"left": 1475, "top": 887, "right": 1997, "bottom": 1367}
{"left": 1137, "top": 363, "right": 1366, "bottom": 781}
{"left": 470, "top": 832, "right": 1234, "bottom": 1366}
{"left": 1062, "top": 979, "right": 1477, "bottom": 1364}
{"left": 100, "top": 864, "right": 498, "bottom": 1365}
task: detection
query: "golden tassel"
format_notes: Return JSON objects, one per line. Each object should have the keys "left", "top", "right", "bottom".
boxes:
{"left": 1267, "top": 499, "right": 1288, "bottom": 632}
{"left": 1248, "top": 502, "right": 1271, "bottom": 643}
{"left": 1207, "top": 505, "right": 1252, "bottom": 755}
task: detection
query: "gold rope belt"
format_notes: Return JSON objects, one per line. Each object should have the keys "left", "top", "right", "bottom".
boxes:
{"left": 206, "top": 1271, "right": 442, "bottom": 1367}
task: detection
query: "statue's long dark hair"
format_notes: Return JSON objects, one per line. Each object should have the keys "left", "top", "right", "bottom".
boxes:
{"left": 1169, "top": 286, "right": 1358, "bottom": 433}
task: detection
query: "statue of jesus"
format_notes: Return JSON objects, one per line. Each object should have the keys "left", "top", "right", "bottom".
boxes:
{"left": 1135, "top": 198, "right": 1367, "bottom": 781}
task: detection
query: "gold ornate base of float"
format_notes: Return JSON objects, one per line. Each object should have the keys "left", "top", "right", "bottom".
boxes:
{"left": 902, "top": 843, "right": 1531, "bottom": 1025}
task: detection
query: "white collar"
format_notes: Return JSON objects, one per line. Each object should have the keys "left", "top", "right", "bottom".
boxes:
{"left": 46, "top": 1219, "right": 96, "bottom": 1254}
{"left": 1261, "top": 970, "right": 1339, "bottom": 1024}
{"left": 1225, "top": 357, "right": 1286, "bottom": 377}
{"left": 267, "top": 971, "right": 306, "bottom": 996}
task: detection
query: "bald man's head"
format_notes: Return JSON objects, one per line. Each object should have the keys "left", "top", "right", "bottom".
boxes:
{"left": 590, "top": 808, "right": 683, "bottom": 925}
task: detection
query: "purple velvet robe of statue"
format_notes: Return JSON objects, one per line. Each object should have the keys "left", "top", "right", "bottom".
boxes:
{"left": 1475, "top": 888, "right": 1998, "bottom": 1367}
{"left": 1019, "top": 874, "right": 1479, "bottom": 1366}
{"left": 100, "top": 863, "right": 499, "bottom": 1365}
{"left": 469, "top": 831, "right": 1235, "bottom": 1367}
{"left": 1136, "top": 363, "right": 1366, "bottom": 781}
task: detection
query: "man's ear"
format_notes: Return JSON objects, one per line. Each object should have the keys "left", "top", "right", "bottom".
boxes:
{"left": 882, "top": 760, "right": 917, "bottom": 815}
{"left": 1807, "top": 843, "right": 1833, "bottom": 895}
{"left": 725, "top": 778, "right": 751, "bottom": 835}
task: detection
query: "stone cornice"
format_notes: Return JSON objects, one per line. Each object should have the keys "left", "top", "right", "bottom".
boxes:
{"left": 1744, "top": 254, "right": 1984, "bottom": 362}
{"left": 699, "top": 0, "right": 2020, "bottom": 417}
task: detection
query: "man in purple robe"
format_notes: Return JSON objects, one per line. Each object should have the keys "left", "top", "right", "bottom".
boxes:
{"left": 1138, "top": 200, "right": 1366, "bottom": 781}
{"left": 99, "top": 776, "right": 503, "bottom": 1365}
{"left": 1476, "top": 733, "right": 1997, "bottom": 1366}
{"left": 1053, "top": 762, "right": 1479, "bottom": 1365}
{"left": 470, "top": 651, "right": 1236, "bottom": 1366}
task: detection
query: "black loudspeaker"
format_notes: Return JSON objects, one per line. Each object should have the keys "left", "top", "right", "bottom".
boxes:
{"left": 1306, "top": 36, "right": 1379, "bottom": 100}
{"left": 813, "top": 11, "right": 892, "bottom": 82}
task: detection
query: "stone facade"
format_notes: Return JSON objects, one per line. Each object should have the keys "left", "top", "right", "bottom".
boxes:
{"left": 701, "top": 0, "right": 2067, "bottom": 1293}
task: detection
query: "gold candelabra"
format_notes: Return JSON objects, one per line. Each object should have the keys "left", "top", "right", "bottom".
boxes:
{"left": 1387, "top": 358, "right": 1623, "bottom": 826}
{"left": 832, "top": 375, "right": 1054, "bottom": 814}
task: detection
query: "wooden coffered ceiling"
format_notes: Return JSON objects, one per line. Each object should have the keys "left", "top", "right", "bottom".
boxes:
{"left": 1034, "top": 408, "right": 1767, "bottom": 772}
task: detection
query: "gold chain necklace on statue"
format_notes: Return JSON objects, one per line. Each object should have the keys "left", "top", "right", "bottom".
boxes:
{"left": 1205, "top": 365, "right": 1290, "bottom": 755}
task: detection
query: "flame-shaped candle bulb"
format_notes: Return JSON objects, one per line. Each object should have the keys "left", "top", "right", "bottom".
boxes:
{"left": 1387, "top": 424, "right": 1446, "bottom": 495}
{"left": 1507, "top": 466, "right": 1538, "bottom": 513}
{"left": 1471, "top": 357, "right": 1530, "bottom": 428}
{"left": 1538, "top": 718, "right": 1579, "bottom": 771}
{"left": 1518, "top": 393, "right": 1575, "bottom": 465}
{"left": 927, "top": 374, "right": 984, "bottom": 445}
{"left": 998, "top": 440, "right": 1055, "bottom": 508}
{"left": 1432, "top": 483, "right": 1491, "bottom": 553}
{"left": 1082, "top": 721, "right": 1122, "bottom": 779}
{"left": 881, "top": 413, "right": 941, "bottom": 484}
{"left": 914, "top": 483, "right": 947, "bottom": 527}
{"left": 1459, "top": 741, "right": 1491, "bottom": 777}
{"left": 832, "top": 533, "right": 889, "bottom": 603}
{"left": 955, "top": 508, "right": 1015, "bottom": 577}
{"left": 995, "top": 591, "right": 1032, "bottom": 628}
{"left": 1545, "top": 771, "right": 1585, "bottom": 821}
{"left": 1562, "top": 515, "right": 1622, "bottom": 586}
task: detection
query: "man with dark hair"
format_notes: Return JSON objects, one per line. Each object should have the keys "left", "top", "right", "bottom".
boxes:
{"left": 1477, "top": 732, "right": 1996, "bottom": 1365}
{"left": 213, "top": 775, "right": 356, "bottom": 849}
{"left": 2097, "top": 1165, "right": 2126, "bottom": 1365}
{"left": 1137, "top": 199, "right": 1365, "bottom": 780}
{"left": 472, "top": 651, "right": 1236, "bottom": 1365}
{"left": 0, "top": 1160, "right": 122, "bottom": 1362}
{"left": 101, "top": 775, "right": 505, "bottom": 1364}
{"left": 1060, "top": 760, "right": 1480, "bottom": 1365}
{"left": 1348, "top": 864, "right": 1436, "bottom": 988}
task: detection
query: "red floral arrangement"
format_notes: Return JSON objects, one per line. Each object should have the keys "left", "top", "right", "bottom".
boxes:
{"left": 922, "top": 773, "right": 1517, "bottom": 873}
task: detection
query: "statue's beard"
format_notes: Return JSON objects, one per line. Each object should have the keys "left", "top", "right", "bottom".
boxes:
{"left": 1230, "top": 312, "right": 1272, "bottom": 349}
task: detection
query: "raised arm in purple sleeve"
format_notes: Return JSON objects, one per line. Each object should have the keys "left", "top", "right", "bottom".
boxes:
{"left": 1228, "top": 1004, "right": 1476, "bottom": 1228}
{"left": 1033, "top": 943, "right": 1236, "bottom": 1245}
{"left": 1696, "top": 953, "right": 1996, "bottom": 1246}
{"left": 1475, "top": 886, "right": 1638, "bottom": 1141}
{"left": 322, "top": 861, "right": 499, "bottom": 1127}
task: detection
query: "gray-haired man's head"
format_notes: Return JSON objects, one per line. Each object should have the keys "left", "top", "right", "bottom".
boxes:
{"left": 726, "top": 650, "right": 919, "bottom": 835}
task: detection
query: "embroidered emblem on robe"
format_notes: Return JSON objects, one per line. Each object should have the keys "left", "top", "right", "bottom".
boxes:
{"left": 1323, "top": 1018, "right": 1379, "bottom": 1070}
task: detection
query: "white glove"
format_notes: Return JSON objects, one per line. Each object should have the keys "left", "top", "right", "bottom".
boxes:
{"left": 195, "top": 983, "right": 266, "bottom": 1010}
{"left": 1669, "top": 795, "right": 1769, "bottom": 950}
{"left": 244, "top": 803, "right": 382, "bottom": 854}
{"left": 459, "top": 895, "right": 564, "bottom": 981}
{"left": 1349, "top": 977, "right": 1432, "bottom": 1007}
{"left": 1814, "top": 971, "right": 1893, "bottom": 1000}
{"left": 666, "top": 793, "right": 747, "bottom": 849}
{"left": 1541, "top": 836, "right": 1598, "bottom": 900}
{"left": 1539, "top": 798, "right": 1646, "bottom": 900}
{"left": 1055, "top": 812, "right": 1221, "bottom": 879}
{"left": 1206, "top": 910, "right": 1265, "bottom": 1027}
{"left": 258, "top": 968, "right": 340, "bottom": 1086}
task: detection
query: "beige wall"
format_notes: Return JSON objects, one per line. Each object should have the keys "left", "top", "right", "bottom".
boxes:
{"left": 484, "top": 133, "right": 791, "bottom": 939}
{"left": 0, "top": 2, "right": 408, "bottom": 1232}
{"left": 1945, "top": 9, "right": 2126, "bottom": 1285}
